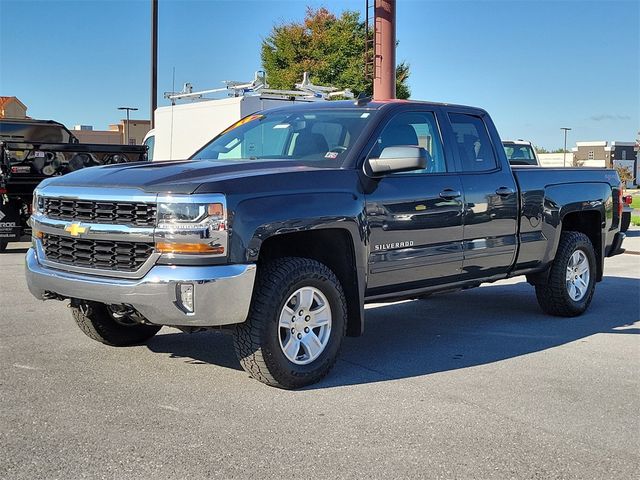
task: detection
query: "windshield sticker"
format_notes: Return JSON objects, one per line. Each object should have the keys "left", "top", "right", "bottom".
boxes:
{"left": 219, "top": 114, "right": 263, "bottom": 135}
{"left": 324, "top": 152, "right": 339, "bottom": 159}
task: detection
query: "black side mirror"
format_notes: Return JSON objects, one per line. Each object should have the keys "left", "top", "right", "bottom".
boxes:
{"left": 367, "top": 146, "right": 427, "bottom": 175}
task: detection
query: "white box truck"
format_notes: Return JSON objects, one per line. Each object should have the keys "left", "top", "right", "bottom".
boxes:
{"left": 144, "top": 72, "right": 353, "bottom": 161}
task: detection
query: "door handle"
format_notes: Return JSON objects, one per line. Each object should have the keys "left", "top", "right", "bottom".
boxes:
{"left": 439, "top": 189, "right": 461, "bottom": 199}
{"left": 495, "top": 187, "right": 515, "bottom": 196}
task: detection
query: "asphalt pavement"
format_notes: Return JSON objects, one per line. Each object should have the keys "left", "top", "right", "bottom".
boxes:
{"left": 1, "top": 238, "right": 639, "bottom": 479}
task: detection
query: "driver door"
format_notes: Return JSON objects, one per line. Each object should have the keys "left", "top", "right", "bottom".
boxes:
{"left": 364, "top": 109, "right": 464, "bottom": 296}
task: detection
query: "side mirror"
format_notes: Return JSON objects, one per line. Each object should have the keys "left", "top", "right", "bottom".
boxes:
{"left": 367, "top": 146, "right": 427, "bottom": 175}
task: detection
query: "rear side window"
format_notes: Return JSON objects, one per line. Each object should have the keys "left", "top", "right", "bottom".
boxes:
{"left": 448, "top": 113, "right": 498, "bottom": 172}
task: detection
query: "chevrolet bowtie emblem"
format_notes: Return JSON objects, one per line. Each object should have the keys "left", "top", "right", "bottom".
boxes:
{"left": 64, "top": 223, "right": 88, "bottom": 237}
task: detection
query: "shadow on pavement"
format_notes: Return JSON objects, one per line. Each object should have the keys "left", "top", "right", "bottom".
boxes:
{"left": 145, "top": 276, "right": 639, "bottom": 388}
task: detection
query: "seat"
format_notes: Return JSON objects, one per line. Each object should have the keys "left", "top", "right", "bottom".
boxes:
{"left": 292, "top": 131, "right": 329, "bottom": 157}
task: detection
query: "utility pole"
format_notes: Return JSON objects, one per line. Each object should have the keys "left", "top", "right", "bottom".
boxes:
{"left": 151, "top": 0, "right": 158, "bottom": 128}
{"left": 561, "top": 127, "right": 572, "bottom": 167}
{"left": 373, "top": 0, "right": 396, "bottom": 100}
{"left": 118, "top": 107, "right": 138, "bottom": 144}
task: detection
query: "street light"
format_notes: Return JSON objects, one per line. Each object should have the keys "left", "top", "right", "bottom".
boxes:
{"left": 561, "top": 127, "right": 572, "bottom": 167}
{"left": 118, "top": 106, "right": 138, "bottom": 144}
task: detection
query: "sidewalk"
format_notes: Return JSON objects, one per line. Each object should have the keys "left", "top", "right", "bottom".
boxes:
{"left": 623, "top": 226, "right": 640, "bottom": 254}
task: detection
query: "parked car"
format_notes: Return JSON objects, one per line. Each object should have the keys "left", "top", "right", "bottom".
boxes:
{"left": 502, "top": 139, "right": 540, "bottom": 166}
{"left": 0, "top": 119, "right": 147, "bottom": 251}
{"left": 25, "top": 100, "right": 625, "bottom": 388}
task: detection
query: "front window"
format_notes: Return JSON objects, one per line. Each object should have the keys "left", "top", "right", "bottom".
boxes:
{"left": 191, "top": 109, "right": 375, "bottom": 166}
{"left": 503, "top": 143, "right": 537, "bottom": 165}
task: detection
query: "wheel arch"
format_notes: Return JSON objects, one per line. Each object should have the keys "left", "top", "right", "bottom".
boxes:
{"left": 257, "top": 228, "right": 365, "bottom": 337}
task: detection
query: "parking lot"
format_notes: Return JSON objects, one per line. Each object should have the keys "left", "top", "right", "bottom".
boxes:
{"left": 1, "top": 238, "right": 638, "bottom": 479}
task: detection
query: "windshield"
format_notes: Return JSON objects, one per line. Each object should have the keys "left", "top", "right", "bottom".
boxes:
{"left": 191, "top": 108, "right": 375, "bottom": 166}
{"left": 503, "top": 143, "right": 538, "bottom": 165}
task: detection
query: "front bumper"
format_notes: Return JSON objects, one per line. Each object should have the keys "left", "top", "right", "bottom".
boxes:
{"left": 25, "top": 247, "right": 256, "bottom": 327}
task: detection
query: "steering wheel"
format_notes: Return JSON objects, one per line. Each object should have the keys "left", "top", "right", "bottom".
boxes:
{"left": 329, "top": 146, "right": 347, "bottom": 154}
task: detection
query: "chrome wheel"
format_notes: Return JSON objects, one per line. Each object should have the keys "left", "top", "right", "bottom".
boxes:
{"left": 566, "top": 250, "right": 590, "bottom": 301}
{"left": 278, "top": 286, "right": 332, "bottom": 365}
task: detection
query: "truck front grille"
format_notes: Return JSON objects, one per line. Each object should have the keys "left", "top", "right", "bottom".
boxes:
{"left": 42, "top": 233, "right": 154, "bottom": 272}
{"left": 43, "top": 198, "right": 157, "bottom": 227}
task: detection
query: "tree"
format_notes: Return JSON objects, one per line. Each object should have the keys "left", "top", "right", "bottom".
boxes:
{"left": 534, "top": 145, "right": 549, "bottom": 154}
{"left": 261, "top": 7, "right": 411, "bottom": 99}
{"left": 615, "top": 164, "right": 634, "bottom": 190}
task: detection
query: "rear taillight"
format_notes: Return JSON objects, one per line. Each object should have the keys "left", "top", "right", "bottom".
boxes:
{"left": 618, "top": 188, "right": 624, "bottom": 218}
{"left": 623, "top": 195, "right": 632, "bottom": 206}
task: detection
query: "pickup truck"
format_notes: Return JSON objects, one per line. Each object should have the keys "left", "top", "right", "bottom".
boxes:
{"left": 502, "top": 139, "right": 540, "bottom": 166}
{"left": 25, "top": 100, "right": 626, "bottom": 389}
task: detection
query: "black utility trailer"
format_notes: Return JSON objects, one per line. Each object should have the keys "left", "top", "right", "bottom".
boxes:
{"left": 0, "top": 119, "right": 147, "bottom": 251}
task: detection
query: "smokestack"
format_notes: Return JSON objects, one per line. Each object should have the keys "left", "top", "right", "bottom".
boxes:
{"left": 373, "top": 0, "right": 396, "bottom": 100}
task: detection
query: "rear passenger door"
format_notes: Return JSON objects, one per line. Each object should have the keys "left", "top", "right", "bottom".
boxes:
{"left": 447, "top": 112, "right": 518, "bottom": 278}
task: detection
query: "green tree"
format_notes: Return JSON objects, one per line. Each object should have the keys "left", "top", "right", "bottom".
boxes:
{"left": 534, "top": 145, "right": 549, "bottom": 154}
{"left": 261, "top": 7, "right": 411, "bottom": 99}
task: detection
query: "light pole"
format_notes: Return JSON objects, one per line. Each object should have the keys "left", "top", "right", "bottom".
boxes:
{"left": 151, "top": 0, "right": 158, "bottom": 128}
{"left": 561, "top": 127, "right": 572, "bottom": 167}
{"left": 118, "top": 106, "right": 138, "bottom": 144}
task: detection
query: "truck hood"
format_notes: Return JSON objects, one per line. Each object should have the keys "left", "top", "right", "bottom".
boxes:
{"left": 40, "top": 159, "right": 327, "bottom": 194}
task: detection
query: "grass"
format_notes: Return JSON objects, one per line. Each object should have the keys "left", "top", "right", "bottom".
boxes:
{"left": 632, "top": 216, "right": 640, "bottom": 227}
{"left": 631, "top": 196, "right": 640, "bottom": 209}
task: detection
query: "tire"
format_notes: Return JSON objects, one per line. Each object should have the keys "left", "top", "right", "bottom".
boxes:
{"left": 535, "top": 231, "right": 596, "bottom": 317}
{"left": 71, "top": 302, "right": 161, "bottom": 346}
{"left": 0, "top": 240, "right": 7, "bottom": 253}
{"left": 233, "top": 257, "right": 347, "bottom": 389}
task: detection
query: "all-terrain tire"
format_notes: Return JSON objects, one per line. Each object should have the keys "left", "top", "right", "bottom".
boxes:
{"left": 535, "top": 231, "right": 596, "bottom": 317}
{"left": 233, "top": 257, "right": 347, "bottom": 389}
{"left": 71, "top": 302, "right": 161, "bottom": 346}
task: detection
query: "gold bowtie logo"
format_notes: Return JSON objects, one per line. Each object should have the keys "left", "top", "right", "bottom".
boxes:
{"left": 64, "top": 223, "right": 88, "bottom": 237}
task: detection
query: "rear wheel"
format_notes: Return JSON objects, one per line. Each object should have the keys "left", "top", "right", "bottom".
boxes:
{"left": 535, "top": 231, "right": 596, "bottom": 317}
{"left": 233, "top": 257, "right": 346, "bottom": 389}
{"left": 71, "top": 302, "right": 161, "bottom": 346}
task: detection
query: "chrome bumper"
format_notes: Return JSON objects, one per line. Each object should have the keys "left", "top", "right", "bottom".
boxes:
{"left": 25, "top": 248, "right": 256, "bottom": 327}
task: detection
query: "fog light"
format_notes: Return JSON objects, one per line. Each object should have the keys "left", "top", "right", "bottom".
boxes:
{"left": 177, "top": 283, "right": 195, "bottom": 313}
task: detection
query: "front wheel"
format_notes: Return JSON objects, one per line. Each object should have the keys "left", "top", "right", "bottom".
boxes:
{"left": 233, "top": 257, "right": 347, "bottom": 389}
{"left": 535, "top": 231, "right": 596, "bottom": 317}
{"left": 71, "top": 302, "right": 161, "bottom": 346}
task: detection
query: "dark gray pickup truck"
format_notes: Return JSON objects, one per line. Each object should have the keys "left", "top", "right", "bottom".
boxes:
{"left": 25, "top": 100, "right": 626, "bottom": 388}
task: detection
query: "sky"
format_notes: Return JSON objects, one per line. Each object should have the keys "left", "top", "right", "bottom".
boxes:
{"left": 0, "top": 0, "right": 638, "bottom": 149}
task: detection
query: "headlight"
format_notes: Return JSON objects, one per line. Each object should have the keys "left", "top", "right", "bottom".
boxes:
{"left": 32, "top": 192, "right": 44, "bottom": 215}
{"left": 158, "top": 202, "right": 224, "bottom": 226}
{"left": 155, "top": 195, "right": 227, "bottom": 256}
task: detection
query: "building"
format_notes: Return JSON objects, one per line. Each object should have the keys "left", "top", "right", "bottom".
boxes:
{"left": 72, "top": 119, "right": 151, "bottom": 145}
{"left": 108, "top": 119, "right": 151, "bottom": 146}
{"left": 573, "top": 141, "right": 636, "bottom": 168}
{"left": 0, "top": 96, "right": 28, "bottom": 118}
{"left": 71, "top": 125, "right": 121, "bottom": 145}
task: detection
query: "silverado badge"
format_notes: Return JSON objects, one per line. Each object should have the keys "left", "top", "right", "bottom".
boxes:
{"left": 64, "top": 223, "right": 88, "bottom": 237}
